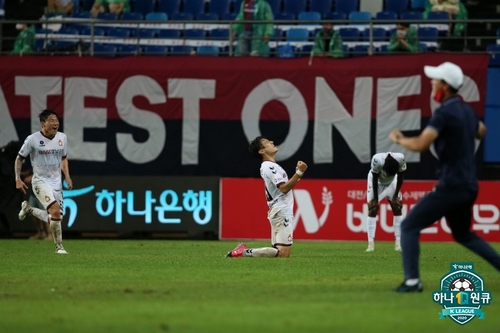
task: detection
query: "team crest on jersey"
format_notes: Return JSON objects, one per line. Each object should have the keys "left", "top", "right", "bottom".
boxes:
{"left": 39, "top": 141, "right": 45, "bottom": 147}
{"left": 58, "top": 139, "right": 63, "bottom": 146}
{"left": 45, "top": 195, "right": 50, "bottom": 202}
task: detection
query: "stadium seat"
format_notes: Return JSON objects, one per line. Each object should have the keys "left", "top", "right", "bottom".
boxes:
{"left": 97, "top": 12, "right": 118, "bottom": 20}
{"left": 298, "top": 11, "right": 321, "bottom": 25}
{"left": 170, "top": 13, "right": 194, "bottom": 21}
{"left": 145, "top": 12, "right": 168, "bottom": 21}
{"left": 158, "top": 29, "right": 181, "bottom": 38}
{"left": 107, "top": 28, "right": 130, "bottom": 38}
{"left": 209, "top": 28, "right": 230, "bottom": 40}
{"left": 134, "top": 0, "right": 155, "bottom": 16}
{"left": 221, "top": 12, "right": 237, "bottom": 21}
{"left": 80, "top": 26, "right": 106, "bottom": 36}
{"left": 352, "top": 44, "right": 369, "bottom": 57}
{"left": 158, "top": 0, "right": 181, "bottom": 16}
{"left": 171, "top": 45, "right": 194, "bottom": 55}
{"left": 266, "top": 0, "right": 282, "bottom": 15}
{"left": 400, "top": 11, "right": 423, "bottom": 21}
{"left": 286, "top": 28, "right": 309, "bottom": 42}
{"left": 334, "top": 0, "right": 360, "bottom": 16}
{"left": 138, "top": 29, "right": 156, "bottom": 39}
{"left": 143, "top": 45, "right": 168, "bottom": 56}
{"left": 310, "top": 0, "right": 333, "bottom": 18}
{"left": 121, "top": 12, "right": 144, "bottom": 21}
{"left": 384, "top": 0, "right": 409, "bottom": 15}
{"left": 411, "top": 0, "right": 426, "bottom": 10}
{"left": 118, "top": 44, "right": 140, "bottom": 56}
{"left": 53, "top": 28, "right": 79, "bottom": 50}
{"left": 324, "top": 12, "right": 346, "bottom": 21}
{"left": 277, "top": 44, "right": 296, "bottom": 58}
{"left": 93, "top": 44, "right": 117, "bottom": 57}
{"left": 274, "top": 12, "right": 295, "bottom": 21}
{"left": 418, "top": 27, "right": 439, "bottom": 41}
{"left": 362, "top": 27, "right": 387, "bottom": 41}
{"left": 338, "top": 27, "right": 360, "bottom": 41}
{"left": 73, "top": 12, "right": 91, "bottom": 19}
{"left": 196, "top": 13, "right": 219, "bottom": 21}
{"left": 375, "top": 11, "right": 397, "bottom": 21}
{"left": 183, "top": 0, "right": 205, "bottom": 17}
{"left": 486, "top": 44, "right": 500, "bottom": 66}
{"left": 184, "top": 29, "right": 206, "bottom": 39}
{"left": 349, "top": 11, "right": 372, "bottom": 23}
{"left": 427, "top": 11, "right": 451, "bottom": 21}
{"left": 298, "top": 44, "right": 313, "bottom": 57}
{"left": 197, "top": 45, "right": 219, "bottom": 56}
{"left": 209, "top": 0, "right": 231, "bottom": 16}
{"left": 233, "top": 0, "right": 243, "bottom": 13}
{"left": 282, "top": 0, "right": 306, "bottom": 17}
{"left": 419, "top": 42, "right": 427, "bottom": 53}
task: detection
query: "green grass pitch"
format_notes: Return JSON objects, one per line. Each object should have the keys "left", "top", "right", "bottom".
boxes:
{"left": 0, "top": 239, "right": 499, "bottom": 333}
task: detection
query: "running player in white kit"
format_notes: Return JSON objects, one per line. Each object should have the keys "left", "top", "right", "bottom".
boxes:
{"left": 226, "top": 136, "right": 307, "bottom": 258}
{"left": 15, "top": 109, "right": 73, "bottom": 254}
{"left": 365, "top": 152, "right": 406, "bottom": 252}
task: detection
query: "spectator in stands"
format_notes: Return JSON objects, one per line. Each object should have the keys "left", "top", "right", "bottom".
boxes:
{"left": 312, "top": 22, "right": 344, "bottom": 58}
{"left": 11, "top": 23, "right": 35, "bottom": 55}
{"left": 232, "top": 0, "right": 274, "bottom": 57}
{"left": 387, "top": 23, "right": 420, "bottom": 53}
{"left": 91, "top": 0, "right": 130, "bottom": 18}
{"left": 47, "top": 0, "right": 75, "bottom": 15}
{"left": 424, "top": 0, "right": 468, "bottom": 36}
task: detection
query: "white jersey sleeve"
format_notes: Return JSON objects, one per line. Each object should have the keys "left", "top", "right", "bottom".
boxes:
{"left": 260, "top": 161, "right": 294, "bottom": 215}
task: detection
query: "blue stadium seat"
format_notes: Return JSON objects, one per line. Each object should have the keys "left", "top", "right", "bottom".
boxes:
{"left": 184, "top": 29, "right": 206, "bottom": 39}
{"left": 324, "top": 12, "right": 346, "bottom": 21}
{"left": 93, "top": 44, "right": 117, "bottom": 57}
{"left": 411, "top": 0, "right": 426, "bottom": 10}
{"left": 274, "top": 12, "right": 295, "bottom": 21}
{"left": 209, "top": 28, "right": 230, "bottom": 40}
{"left": 298, "top": 44, "right": 314, "bottom": 57}
{"left": 54, "top": 28, "right": 79, "bottom": 49}
{"left": 221, "top": 12, "right": 237, "bottom": 20}
{"left": 362, "top": 27, "right": 387, "bottom": 41}
{"left": 121, "top": 12, "right": 144, "bottom": 20}
{"left": 298, "top": 11, "right": 321, "bottom": 25}
{"left": 233, "top": 0, "right": 243, "bottom": 13}
{"left": 418, "top": 27, "right": 439, "bottom": 41}
{"left": 184, "top": 0, "right": 205, "bottom": 17}
{"left": 146, "top": 12, "right": 168, "bottom": 21}
{"left": 209, "top": 0, "right": 230, "bottom": 16}
{"left": 158, "top": 29, "right": 181, "bottom": 38}
{"left": 196, "top": 12, "right": 219, "bottom": 21}
{"left": 419, "top": 42, "right": 427, "bottom": 53}
{"left": 138, "top": 29, "right": 156, "bottom": 39}
{"left": 266, "top": 0, "right": 282, "bottom": 14}
{"left": 352, "top": 44, "right": 369, "bottom": 57}
{"left": 384, "top": 0, "right": 409, "bottom": 15}
{"left": 334, "top": 0, "right": 360, "bottom": 16}
{"left": 197, "top": 45, "right": 219, "bottom": 56}
{"left": 375, "top": 11, "right": 397, "bottom": 21}
{"left": 349, "top": 11, "right": 372, "bottom": 23}
{"left": 171, "top": 45, "right": 194, "bottom": 55}
{"left": 73, "top": 12, "right": 91, "bottom": 19}
{"left": 282, "top": 0, "right": 306, "bottom": 17}
{"left": 118, "top": 44, "right": 140, "bottom": 56}
{"left": 81, "top": 26, "right": 106, "bottom": 36}
{"left": 97, "top": 12, "right": 118, "bottom": 20}
{"left": 108, "top": 28, "right": 130, "bottom": 38}
{"left": 310, "top": 0, "right": 333, "bottom": 18}
{"left": 134, "top": 0, "right": 156, "bottom": 16}
{"left": 144, "top": 45, "right": 168, "bottom": 56}
{"left": 158, "top": 0, "right": 181, "bottom": 16}
{"left": 286, "top": 28, "right": 309, "bottom": 42}
{"left": 486, "top": 44, "right": 500, "bottom": 66}
{"left": 427, "top": 11, "right": 451, "bottom": 21}
{"left": 400, "top": 11, "right": 423, "bottom": 21}
{"left": 170, "top": 13, "right": 194, "bottom": 21}
{"left": 338, "top": 27, "right": 360, "bottom": 41}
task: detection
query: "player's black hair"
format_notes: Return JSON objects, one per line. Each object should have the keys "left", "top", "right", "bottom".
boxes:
{"left": 398, "top": 22, "right": 410, "bottom": 28}
{"left": 383, "top": 154, "right": 400, "bottom": 176}
{"left": 249, "top": 136, "right": 266, "bottom": 159}
{"left": 38, "top": 109, "right": 58, "bottom": 122}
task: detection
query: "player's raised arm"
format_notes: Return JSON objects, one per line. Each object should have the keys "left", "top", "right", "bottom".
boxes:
{"left": 278, "top": 161, "right": 308, "bottom": 194}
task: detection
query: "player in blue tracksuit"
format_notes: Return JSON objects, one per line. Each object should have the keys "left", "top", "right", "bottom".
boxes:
{"left": 389, "top": 62, "right": 500, "bottom": 292}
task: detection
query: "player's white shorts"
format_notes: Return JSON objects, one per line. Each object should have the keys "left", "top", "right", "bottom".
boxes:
{"left": 267, "top": 206, "right": 293, "bottom": 246}
{"left": 31, "top": 177, "right": 64, "bottom": 215}
{"left": 367, "top": 172, "right": 402, "bottom": 203}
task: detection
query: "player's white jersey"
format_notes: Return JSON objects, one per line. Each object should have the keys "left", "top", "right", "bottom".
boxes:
{"left": 260, "top": 161, "right": 294, "bottom": 216}
{"left": 18, "top": 131, "right": 67, "bottom": 190}
{"left": 370, "top": 152, "right": 406, "bottom": 185}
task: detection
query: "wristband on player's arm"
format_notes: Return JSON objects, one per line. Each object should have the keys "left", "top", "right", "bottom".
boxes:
{"left": 296, "top": 170, "right": 304, "bottom": 177}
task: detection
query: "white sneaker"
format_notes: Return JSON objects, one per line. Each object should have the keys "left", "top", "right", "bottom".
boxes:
{"left": 365, "top": 243, "right": 374, "bottom": 252}
{"left": 55, "top": 244, "right": 68, "bottom": 254}
{"left": 18, "top": 201, "right": 31, "bottom": 221}
{"left": 395, "top": 243, "right": 402, "bottom": 252}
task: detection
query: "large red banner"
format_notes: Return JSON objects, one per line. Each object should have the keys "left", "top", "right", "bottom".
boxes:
{"left": 220, "top": 178, "right": 500, "bottom": 242}
{"left": 0, "top": 54, "right": 489, "bottom": 180}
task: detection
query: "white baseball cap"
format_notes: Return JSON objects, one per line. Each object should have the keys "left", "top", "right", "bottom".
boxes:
{"left": 424, "top": 62, "right": 464, "bottom": 90}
